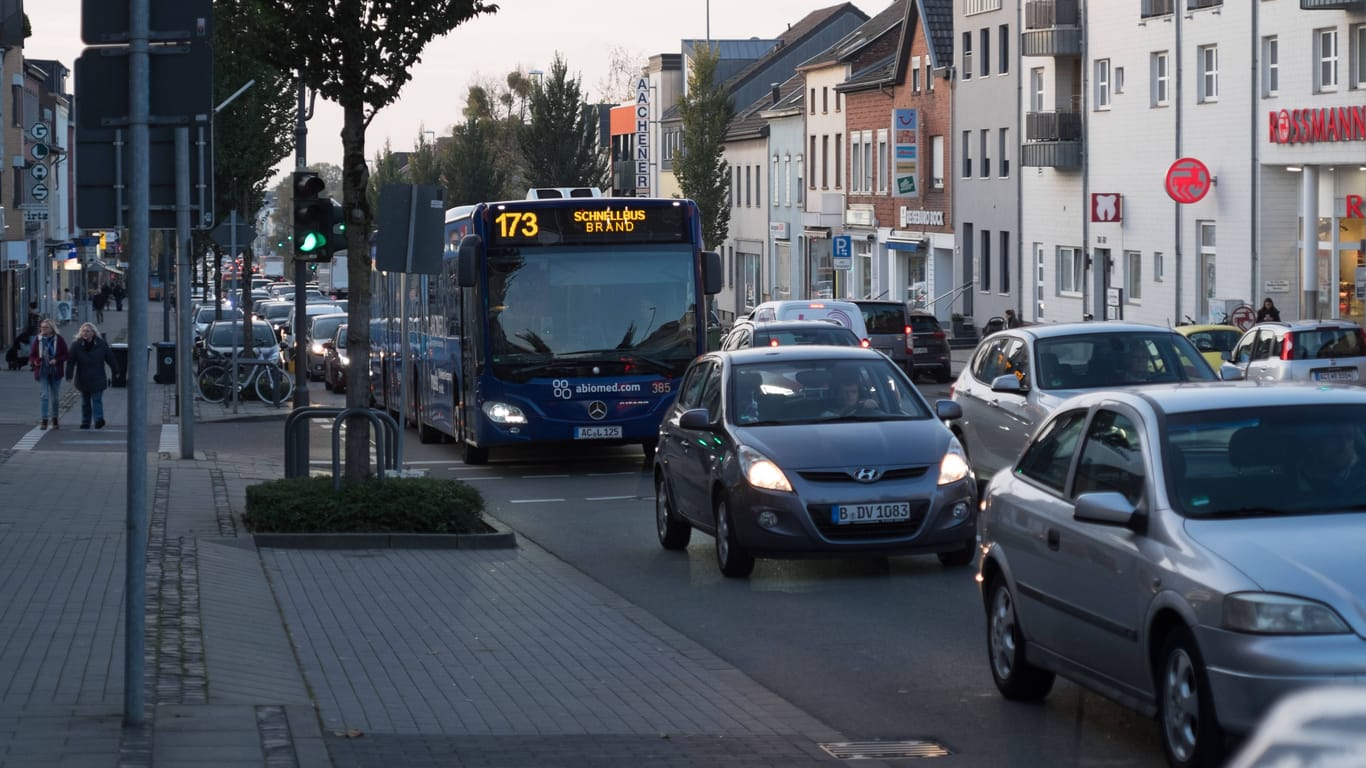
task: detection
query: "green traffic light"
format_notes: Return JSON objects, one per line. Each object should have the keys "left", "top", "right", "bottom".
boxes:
{"left": 298, "top": 231, "right": 326, "bottom": 253}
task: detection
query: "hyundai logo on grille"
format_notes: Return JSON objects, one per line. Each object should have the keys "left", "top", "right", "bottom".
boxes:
{"left": 587, "top": 401, "right": 608, "bottom": 420}
{"left": 854, "top": 468, "right": 881, "bottom": 482}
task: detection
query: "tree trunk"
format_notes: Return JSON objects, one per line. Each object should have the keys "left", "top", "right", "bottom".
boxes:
{"left": 342, "top": 102, "right": 374, "bottom": 480}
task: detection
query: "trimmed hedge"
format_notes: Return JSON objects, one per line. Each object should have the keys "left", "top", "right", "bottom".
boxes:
{"left": 244, "top": 476, "right": 487, "bottom": 533}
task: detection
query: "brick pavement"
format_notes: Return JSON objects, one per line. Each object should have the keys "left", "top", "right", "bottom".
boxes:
{"left": 0, "top": 300, "right": 945, "bottom": 767}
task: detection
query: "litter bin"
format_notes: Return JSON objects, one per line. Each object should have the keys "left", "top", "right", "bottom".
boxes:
{"left": 111, "top": 343, "right": 130, "bottom": 387}
{"left": 154, "top": 341, "right": 176, "bottom": 384}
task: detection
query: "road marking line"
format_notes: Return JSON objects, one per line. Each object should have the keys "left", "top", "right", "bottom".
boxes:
{"left": 159, "top": 424, "right": 179, "bottom": 455}
{"left": 585, "top": 495, "right": 638, "bottom": 501}
{"left": 508, "top": 498, "right": 564, "bottom": 504}
{"left": 11, "top": 426, "right": 46, "bottom": 452}
{"left": 523, "top": 474, "right": 571, "bottom": 479}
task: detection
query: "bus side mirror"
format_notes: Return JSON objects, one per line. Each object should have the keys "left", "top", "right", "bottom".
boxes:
{"left": 457, "top": 234, "right": 481, "bottom": 287}
{"left": 702, "top": 250, "right": 722, "bottom": 295}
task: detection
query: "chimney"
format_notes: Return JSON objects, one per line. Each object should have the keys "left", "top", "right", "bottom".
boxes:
{"left": 771, "top": 82, "right": 780, "bottom": 104}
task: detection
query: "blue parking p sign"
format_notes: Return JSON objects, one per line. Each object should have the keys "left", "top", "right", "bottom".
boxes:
{"left": 833, "top": 235, "right": 852, "bottom": 269}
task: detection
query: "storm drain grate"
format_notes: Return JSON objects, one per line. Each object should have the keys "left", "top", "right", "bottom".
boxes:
{"left": 819, "top": 740, "right": 952, "bottom": 760}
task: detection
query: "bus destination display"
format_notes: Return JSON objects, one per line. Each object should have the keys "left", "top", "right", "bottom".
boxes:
{"left": 488, "top": 203, "right": 688, "bottom": 247}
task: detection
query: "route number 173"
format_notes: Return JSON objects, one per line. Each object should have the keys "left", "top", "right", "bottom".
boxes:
{"left": 495, "top": 212, "right": 539, "bottom": 239}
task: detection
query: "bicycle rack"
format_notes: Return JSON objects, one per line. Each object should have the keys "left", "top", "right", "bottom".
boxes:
{"left": 283, "top": 407, "right": 401, "bottom": 486}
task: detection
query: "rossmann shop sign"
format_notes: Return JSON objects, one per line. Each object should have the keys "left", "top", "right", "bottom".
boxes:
{"left": 1268, "top": 104, "right": 1366, "bottom": 145}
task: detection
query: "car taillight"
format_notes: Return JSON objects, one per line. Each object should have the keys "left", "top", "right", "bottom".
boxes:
{"left": 932, "top": 329, "right": 946, "bottom": 341}
{"left": 860, "top": 338, "right": 871, "bottom": 348}
{"left": 904, "top": 325, "right": 915, "bottom": 354}
{"left": 1281, "top": 332, "right": 1295, "bottom": 361}
{"left": 769, "top": 338, "right": 780, "bottom": 347}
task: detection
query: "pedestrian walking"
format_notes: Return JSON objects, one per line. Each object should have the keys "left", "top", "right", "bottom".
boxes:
{"left": 28, "top": 319, "right": 69, "bottom": 430}
{"left": 25, "top": 301, "right": 41, "bottom": 337}
{"left": 65, "top": 322, "right": 120, "bottom": 429}
{"left": 112, "top": 280, "right": 127, "bottom": 312}
{"left": 92, "top": 289, "right": 107, "bottom": 324}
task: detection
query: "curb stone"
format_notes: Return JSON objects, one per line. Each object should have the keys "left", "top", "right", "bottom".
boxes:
{"left": 251, "top": 514, "right": 515, "bottom": 550}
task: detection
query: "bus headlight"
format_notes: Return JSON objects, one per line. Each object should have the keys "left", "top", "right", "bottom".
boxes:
{"left": 482, "top": 401, "right": 528, "bottom": 425}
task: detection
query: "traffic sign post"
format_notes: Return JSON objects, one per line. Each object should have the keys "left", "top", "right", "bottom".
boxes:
{"left": 833, "top": 235, "right": 853, "bottom": 270}
{"left": 1230, "top": 304, "right": 1256, "bottom": 331}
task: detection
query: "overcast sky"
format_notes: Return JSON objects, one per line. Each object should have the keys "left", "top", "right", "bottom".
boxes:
{"left": 26, "top": 0, "right": 860, "bottom": 186}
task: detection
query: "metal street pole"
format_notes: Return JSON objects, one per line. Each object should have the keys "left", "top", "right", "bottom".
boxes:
{"left": 176, "top": 128, "right": 194, "bottom": 458}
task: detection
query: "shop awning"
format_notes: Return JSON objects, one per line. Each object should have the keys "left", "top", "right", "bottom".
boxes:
{"left": 887, "top": 239, "right": 924, "bottom": 252}
{"left": 102, "top": 264, "right": 125, "bottom": 275}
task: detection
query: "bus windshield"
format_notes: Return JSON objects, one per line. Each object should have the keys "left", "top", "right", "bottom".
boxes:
{"left": 488, "top": 243, "right": 698, "bottom": 380}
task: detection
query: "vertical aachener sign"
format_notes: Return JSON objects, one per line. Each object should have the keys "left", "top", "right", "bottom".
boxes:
{"left": 635, "top": 76, "right": 650, "bottom": 196}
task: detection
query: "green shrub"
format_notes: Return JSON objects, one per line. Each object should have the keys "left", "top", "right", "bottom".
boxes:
{"left": 244, "top": 475, "right": 487, "bottom": 533}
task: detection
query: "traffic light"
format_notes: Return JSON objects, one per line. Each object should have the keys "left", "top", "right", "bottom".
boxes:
{"left": 292, "top": 170, "right": 335, "bottom": 260}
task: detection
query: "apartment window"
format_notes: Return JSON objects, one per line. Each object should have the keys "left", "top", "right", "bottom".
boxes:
{"left": 999, "top": 128, "right": 1010, "bottom": 178}
{"left": 731, "top": 167, "right": 739, "bottom": 208}
{"left": 1316, "top": 28, "right": 1339, "bottom": 92}
{"left": 962, "top": 31, "right": 973, "bottom": 80}
{"left": 962, "top": 130, "right": 972, "bottom": 178}
{"left": 834, "top": 133, "right": 842, "bottom": 189}
{"left": 746, "top": 165, "right": 752, "bottom": 207}
{"left": 926, "top": 61, "right": 934, "bottom": 92}
{"left": 1151, "top": 52, "right": 1169, "bottom": 106}
{"left": 1125, "top": 251, "right": 1142, "bottom": 301}
{"left": 1030, "top": 68, "right": 1045, "bottom": 112}
{"left": 999, "top": 24, "right": 1010, "bottom": 75}
{"left": 1058, "top": 247, "right": 1082, "bottom": 295}
{"left": 754, "top": 163, "right": 761, "bottom": 208}
{"left": 877, "top": 129, "right": 889, "bottom": 194}
{"left": 835, "top": 91, "right": 842, "bottom": 113}
{"left": 980, "top": 230, "right": 992, "bottom": 292}
{"left": 809, "top": 136, "right": 817, "bottom": 189}
{"left": 821, "top": 134, "right": 830, "bottom": 188}
{"left": 1154, "top": 252, "right": 1164, "bottom": 282}
{"left": 1262, "top": 36, "right": 1279, "bottom": 97}
{"left": 912, "top": 56, "right": 922, "bottom": 92}
{"left": 1115, "top": 67, "right": 1124, "bottom": 94}
{"left": 1095, "top": 59, "right": 1112, "bottom": 109}
{"left": 796, "top": 155, "right": 804, "bottom": 204}
{"left": 980, "top": 129, "right": 990, "bottom": 178}
{"left": 980, "top": 28, "right": 991, "bottom": 77}
{"left": 931, "top": 135, "right": 945, "bottom": 189}
{"left": 810, "top": 89, "right": 816, "bottom": 114}
{"left": 1000, "top": 232, "right": 1011, "bottom": 294}
{"left": 1198, "top": 45, "right": 1218, "bottom": 102}
{"left": 851, "top": 134, "right": 864, "bottom": 194}
{"left": 822, "top": 86, "right": 829, "bottom": 113}
{"left": 786, "top": 156, "right": 796, "bottom": 206}
{"left": 772, "top": 156, "right": 780, "bottom": 207}
{"left": 1353, "top": 24, "right": 1366, "bottom": 89}
{"left": 858, "top": 131, "right": 874, "bottom": 193}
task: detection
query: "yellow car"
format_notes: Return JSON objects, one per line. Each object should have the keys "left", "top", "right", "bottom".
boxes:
{"left": 1177, "top": 324, "right": 1242, "bottom": 370}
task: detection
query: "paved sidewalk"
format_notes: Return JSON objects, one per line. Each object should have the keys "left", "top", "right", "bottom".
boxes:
{"left": 0, "top": 301, "right": 883, "bottom": 766}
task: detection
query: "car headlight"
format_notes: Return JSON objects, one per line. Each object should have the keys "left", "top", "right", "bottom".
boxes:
{"left": 938, "top": 438, "right": 971, "bottom": 485}
{"left": 481, "top": 400, "right": 528, "bottom": 425}
{"left": 337, "top": 353, "right": 348, "bottom": 366}
{"left": 1222, "top": 593, "right": 1351, "bottom": 635}
{"left": 310, "top": 342, "right": 325, "bottom": 355}
{"left": 737, "top": 444, "right": 792, "bottom": 492}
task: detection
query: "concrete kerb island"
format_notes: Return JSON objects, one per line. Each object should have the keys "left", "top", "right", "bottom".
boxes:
{"left": 251, "top": 512, "right": 518, "bottom": 550}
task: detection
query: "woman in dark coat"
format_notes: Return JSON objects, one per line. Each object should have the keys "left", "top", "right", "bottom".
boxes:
{"left": 66, "top": 322, "right": 120, "bottom": 429}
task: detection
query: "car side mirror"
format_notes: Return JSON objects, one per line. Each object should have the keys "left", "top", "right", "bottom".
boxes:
{"left": 1073, "top": 491, "right": 1136, "bottom": 527}
{"left": 1219, "top": 362, "right": 1244, "bottom": 381}
{"left": 935, "top": 400, "right": 963, "bottom": 421}
{"left": 322, "top": 341, "right": 335, "bottom": 350}
{"left": 679, "top": 408, "right": 714, "bottom": 430}
{"left": 989, "top": 373, "right": 1025, "bottom": 393}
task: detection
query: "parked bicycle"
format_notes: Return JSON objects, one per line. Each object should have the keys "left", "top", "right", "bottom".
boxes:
{"left": 196, "top": 355, "right": 294, "bottom": 406}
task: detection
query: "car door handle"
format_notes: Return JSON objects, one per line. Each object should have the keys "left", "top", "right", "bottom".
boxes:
{"left": 1046, "top": 528, "right": 1060, "bottom": 551}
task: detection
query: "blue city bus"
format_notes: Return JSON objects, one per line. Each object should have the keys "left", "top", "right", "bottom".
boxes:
{"left": 438, "top": 197, "right": 721, "bottom": 463}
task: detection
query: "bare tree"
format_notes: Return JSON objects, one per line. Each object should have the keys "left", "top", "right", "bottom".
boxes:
{"left": 594, "top": 44, "right": 647, "bottom": 104}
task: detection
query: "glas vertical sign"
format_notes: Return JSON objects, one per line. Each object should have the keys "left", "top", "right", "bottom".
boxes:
{"left": 893, "top": 109, "right": 919, "bottom": 198}
{"left": 635, "top": 76, "right": 650, "bottom": 196}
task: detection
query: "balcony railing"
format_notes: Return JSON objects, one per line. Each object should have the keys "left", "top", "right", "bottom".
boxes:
{"left": 1299, "top": 0, "right": 1364, "bottom": 8}
{"left": 1141, "top": 0, "right": 1174, "bottom": 17}
{"left": 1025, "top": 111, "right": 1083, "bottom": 142}
{"left": 1024, "top": 0, "right": 1079, "bottom": 30}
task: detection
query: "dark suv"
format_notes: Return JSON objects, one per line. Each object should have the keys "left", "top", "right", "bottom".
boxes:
{"left": 853, "top": 300, "right": 913, "bottom": 375}
{"left": 908, "top": 310, "right": 952, "bottom": 382}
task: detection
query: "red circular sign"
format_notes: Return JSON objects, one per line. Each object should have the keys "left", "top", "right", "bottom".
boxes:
{"left": 1230, "top": 304, "right": 1256, "bottom": 331}
{"left": 1165, "top": 157, "right": 1212, "bottom": 204}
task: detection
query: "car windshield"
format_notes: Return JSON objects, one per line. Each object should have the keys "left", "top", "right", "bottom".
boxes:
{"left": 730, "top": 358, "right": 930, "bottom": 425}
{"left": 263, "top": 304, "right": 292, "bottom": 321}
{"left": 1185, "top": 329, "right": 1241, "bottom": 355}
{"left": 1035, "top": 332, "right": 1217, "bottom": 390}
{"left": 909, "top": 315, "right": 942, "bottom": 334}
{"left": 196, "top": 307, "right": 242, "bottom": 323}
{"left": 860, "top": 304, "right": 905, "bottom": 334}
{"left": 208, "top": 322, "right": 277, "bottom": 348}
{"left": 1165, "top": 404, "right": 1366, "bottom": 518}
{"left": 310, "top": 316, "right": 345, "bottom": 343}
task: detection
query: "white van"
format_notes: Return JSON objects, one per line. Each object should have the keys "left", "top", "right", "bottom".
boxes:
{"left": 746, "top": 300, "right": 870, "bottom": 346}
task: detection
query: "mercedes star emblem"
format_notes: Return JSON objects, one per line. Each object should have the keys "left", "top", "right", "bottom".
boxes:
{"left": 588, "top": 401, "right": 608, "bottom": 420}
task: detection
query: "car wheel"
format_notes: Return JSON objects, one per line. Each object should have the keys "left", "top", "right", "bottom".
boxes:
{"left": 936, "top": 539, "right": 975, "bottom": 567}
{"left": 714, "top": 497, "right": 754, "bottom": 578}
{"left": 986, "top": 576, "right": 1055, "bottom": 701}
{"left": 641, "top": 439, "right": 657, "bottom": 464}
{"left": 1158, "top": 626, "right": 1226, "bottom": 768}
{"left": 655, "top": 474, "right": 691, "bottom": 550}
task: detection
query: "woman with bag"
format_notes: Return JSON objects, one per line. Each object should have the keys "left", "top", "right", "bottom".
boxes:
{"left": 28, "top": 319, "right": 69, "bottom": 430}
{"left": 66, "top": 322, "right": 120, "bottom": 429}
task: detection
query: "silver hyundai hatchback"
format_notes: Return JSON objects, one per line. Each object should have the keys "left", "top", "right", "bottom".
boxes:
{"left": 1228, "top": 319, "right": 1366, "bottom": 385}
{"left": 979, "top": 383, "right": 1366, "bottom": 767}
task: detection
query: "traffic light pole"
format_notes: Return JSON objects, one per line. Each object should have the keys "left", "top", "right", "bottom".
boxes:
{"left": 293, "top": 78, "right": 310, "bottom": 411}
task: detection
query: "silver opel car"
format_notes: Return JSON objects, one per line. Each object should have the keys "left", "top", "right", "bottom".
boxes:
{"left": 978, "top": 383, "right": 1366, "bottom": 768}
